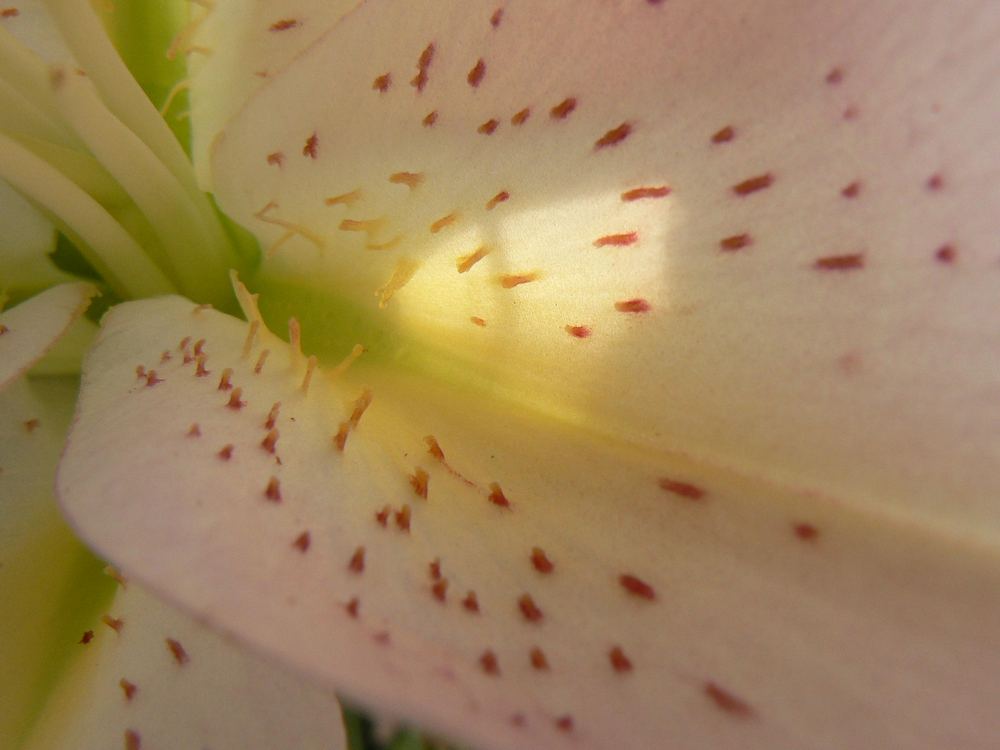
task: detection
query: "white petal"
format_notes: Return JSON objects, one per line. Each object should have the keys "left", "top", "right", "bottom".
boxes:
{"left": 0, "top": 282, "right": 96, "bottom": 390}
{"left": 22, "top": 581, "right": 347, "bottom": 750}
{"left": 59, "top": 297, "right": 1000, "bottom": 750}
{"left": 187, "top": 0, "right": 361, "bottom": 188}
{"left": 210, "top": 0, "right": 1000, "bottom": 539}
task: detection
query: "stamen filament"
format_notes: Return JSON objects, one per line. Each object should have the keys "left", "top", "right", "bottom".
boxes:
{"left": 52, "top": 67, "right": 230, "bottom": 304}
{"left": 0, "top": 131, "right": 175, "bottom": 298}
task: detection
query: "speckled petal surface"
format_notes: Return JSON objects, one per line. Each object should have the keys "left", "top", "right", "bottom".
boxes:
{"left": 58, "top": 296, "right": 1000, "bottom": 750}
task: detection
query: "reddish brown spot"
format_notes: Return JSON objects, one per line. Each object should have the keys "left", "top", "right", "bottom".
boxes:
{"left": 193, "top": 339, "right": 206, "bottom": 356}
{"left": 432, "top": 578, "right": 448, "bottom": 602}
{"left": 302, "top": 132, "right": 319, "bottom": 159}
{"left": 659, "top": 477, "right": 705, "bottom": 500}
{"left": 79, "top": 630, "right": 94, "bottom": 644}
{"left": 595, "top": 122, "right": 632, "bottom": 150}
{"left": 462, "top": 591, "right": 480, "bottom": 613}
{"left": 530, "top": 547, "right": 554, "bottom": 574}
{"left": 293, "top": 531, "right": 311, "bottom": 552}
{"left": 410, "top": 468, "right": 429, "bottom": 499}
{"left": 556, "top": 716, "right": 574, "bottom": 733}
{"left": 345, "top": 598, "right": 360, "bottom": 618}
{"left": 841, "top": 180, "right": 862, "bottom": 198}
{"left": 0, "top": 324, "right": 8, "bottom": 335}
{"left": 375, "top": 506, "right": 390, "bottom": 527}
{"left": 530, "top": 647, "right": 549, "bottom": 670}
{"left": 266, "top": 151, "right": 285, "bottom": 169}
{"left": 217, "top": 368, "right": 233, "bottom": 391}
{"left": 488, "top": 482, "right": 511, "bottom": 508}
{"left": 226, "top": 387, "right": 246, "bottom": 409}
{"left": 394, "top": 505, "right": 411, "bottom": 532}
{"left": 254, "top": 349, "right": 270, "bottom": 374}
{"left": 389, "top": 171, "right": 424, "bottom": 189}
{"left": 825, "top": 67, "right": 844, "bottom": 85}
{"left": 374, "top": 631, "right": 391, "bottom": 646}
{"left": 333, "top": 389, "right": 373, "bottom": 451}
{"left": 119, "top": 678, "right": 137, "bottom": 701}
{"left": 711, "top": 125, "right": 735, "bottom": 144}
{"left": 422, "top": 110, "right": 438, "bottom": 127}
{"left": 793, "top": 522, "right": 819, "bottom": 541}
{"left": 470, "top": 316, "right": 487, "bottom": 327}
{"left": 217, "top": 444, "right": 234, "bottom": 460}
{"left": 594, "top": 232, "right": 638, "bottom": 248}
{"left": 186, "top": 423, "right": 201, "bottom": 437}
{"left": 159, "top": 349, "right": 172, "bottom": 364}
{"left": 333, "top": 424, "right": 350, "bottom": 451}
{"left": 720, "top": 233, "right": 752, "bottom": 252}
{"left": 260, "top": 429, "right": 279, "bottom": 454}
{"left": 410, "top": 43, "right": 434, "bottom": 92}
{"left": 518, "top": 594, "right": 543, "bottom": 622}
{"left": 269, "top": 18, "right": 299, "bottom": 31}
{"left": 264, "top": 402, "right": 281, "bottom": 430}
{"left": 705, "top": 681, "right": 755, "bottom": 718}
{"left": 490, "top": 7, "right": 504, "bottom": 27}
{"left": 511, "top": 107, "right": 530, "bottom": 126}
{"left": 135, "top": 365, "right": 146, "bottom": 379}
{"left": 457, "top": 246, "right": 490, "bottom": 272}
{"left": 935, "top": 244, "right": 957, "bottom": 264}
{"left": 926, "top": 173, "right": 944, "bottom": 191}
{"left": 467, "top": 59, "right": 486, "bottom": 87}
{"left": 144, "top": 370, "right": 162, "bottom": 387}
{"left": 815, "top": 253, "right": 864, "bottom": 271}
{"left": 732, "top": 173, "right": 774, "bottom": 196}
{"left": 372, "top": 73, "right": 391, "bottom": 93}
{"left": 430, "top": 212, "right": 458, "bottom": 233}
{"left": 23, "top": 418, "right": 39, "bottom": 433}
{"left": 125, "top": 729, "right": 141, "bottom": 750}
{"left": 478, "top": 118, "right": 499, "bottom": 135}
{"left": 480, "top": 650, "right": 500, "bottom": 675}
{"left": 348, "top": 546, "right": 366, "bottom": 573}
{"left": 425, "top": 435, "right": 445, "bottom": 461}
{"left": 550, "top": 97, "right": 577, "bottom": 120}
{"left": 499, "top": 272, "right": 539, "bottom": 289}
{"left": 325, "top": 189, "right": 361, "bottom": 207}
{"left": 485, "top": 190, "right": 510, "bottom": 210}
{"left": 101, "top": 614, "right": 124, "bottom": 632}
{"left": 264, "top": 476, "right": 282, "bottom": 502}
{"left": 565, "top": 324, "right": 591, "bottom": 338}
{"left": 166, "top": 637, "right": 189, "bottom": 665}
{"left": 1, "top": 8, "right": 21, "bottom": 18}
{"left": 429, "top": 558, "right": 442, "bottom": 580}
{"left": 609, "top": 645, "right": 633, "bottom": 672}
{"left": 510, "top": 713, "right": 527, "bottom": 727}
{"left": 195, "top": 357, "right": 210, "bottom": 377}
{"left": 619, "top": 573, "right": 656, "bottom": 600}
{"left": 842, "top": 105, "right": 859, "bottom": 121}
{"left": 615, "top": 298, "right": 651, "bottom": 314}
{"left": 621, "top": 185, "right": 670, "bottom": 201}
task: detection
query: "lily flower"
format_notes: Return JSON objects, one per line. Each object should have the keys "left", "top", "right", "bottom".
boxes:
{"left": 2, "top": 1, "right": 1000, "bottom": 749}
